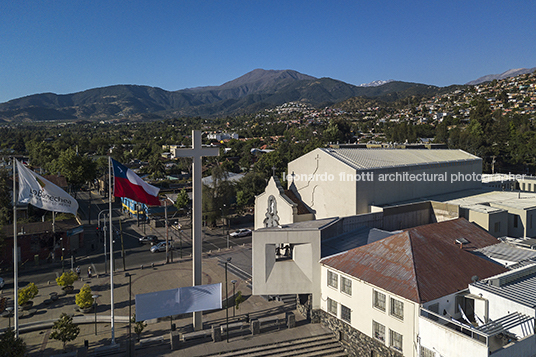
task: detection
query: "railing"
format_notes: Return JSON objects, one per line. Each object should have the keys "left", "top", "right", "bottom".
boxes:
{"left": 420, "top": 308, "right": 488, "bottom": 345}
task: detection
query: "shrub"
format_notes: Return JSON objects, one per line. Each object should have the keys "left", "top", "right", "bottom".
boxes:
{"left": 18, "top": 283, "right": 38, "bottom": 306}
{"left": 75, "top": 284, "right": 94, "bottom": 309}
{"left": 235, "top": 291, "right": 245, "bottom": 310}
{"left": 132, "top": 314, "right": 147, "bottom": 341}
{"left": 56, "top": 271, "right": 78, "bottom": 288}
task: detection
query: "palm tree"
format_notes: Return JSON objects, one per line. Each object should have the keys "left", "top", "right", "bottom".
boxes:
{"left": 148, "top": 154, "right": 166, "bottom": 180}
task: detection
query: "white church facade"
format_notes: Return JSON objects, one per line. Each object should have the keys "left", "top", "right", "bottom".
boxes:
{"left": 255, "top": 148, "right": 482, "bottom": 228}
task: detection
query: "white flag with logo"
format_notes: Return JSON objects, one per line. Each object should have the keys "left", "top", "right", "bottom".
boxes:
{"left": 16, "top": 160, "right": 79, "bottom": 215}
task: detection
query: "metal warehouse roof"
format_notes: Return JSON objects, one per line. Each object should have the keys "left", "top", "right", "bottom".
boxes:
{"left": 320, "top": 148, "right": 480, "bottom": 170}
{"left": 471, "top": 264, "right": 536, "bottom": 308}
{"left": 476, "top": 242, "right": 536, "bottom": 266}
{"left": 320, "top": 218, "right": 507, "bottom": 303}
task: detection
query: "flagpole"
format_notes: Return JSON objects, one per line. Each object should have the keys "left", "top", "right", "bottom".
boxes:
{"left": 13, "top": 158, "right": 19, "bottom": 336}
{"left": 109, "top": 156, "right": 115, "bottom": 344}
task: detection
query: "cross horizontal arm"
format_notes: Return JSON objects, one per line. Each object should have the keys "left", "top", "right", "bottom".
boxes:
{"left": 174, "top": 147, "right": 219, "bottom": 158}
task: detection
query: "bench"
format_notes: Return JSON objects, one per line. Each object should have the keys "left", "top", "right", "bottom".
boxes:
{"left": 139, "top": 336, "right": 165, "bottom": 346}
{"left": 258, "top": 316, "right": 281, "bottom": 331}
{"left": 220, "top": 321, "right": 246, "bottom": 333}
{"left": 181, "top": 329, "right": 212, "bottom": 341}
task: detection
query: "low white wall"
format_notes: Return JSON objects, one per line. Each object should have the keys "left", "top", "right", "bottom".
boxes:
{"left": 419, "top": 316, "right": 489, "bottom": 357}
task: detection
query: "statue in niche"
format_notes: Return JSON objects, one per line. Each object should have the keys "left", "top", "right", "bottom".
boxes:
{"left": 264, "top": 195, "right": 280, "bottom": 227}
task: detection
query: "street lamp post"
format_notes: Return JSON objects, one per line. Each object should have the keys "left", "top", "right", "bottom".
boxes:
{"left": 125, "top": 273, "right": 132, "bottom": 356}
{"left": 6, "top": 307, "right": 13, "bottom": 328}
{"left": 231, "top": 280, "right": 237, "bottom": 317}
{"left": 92, "top": 294, "right": 99, "bottom": 335}
{"left": 60, "top": 238, "right": 64, "bottom": 272}
{"left": 103, "top": 223, "right": 108, "bottom": 275}
{"left": 225, "top": 257, "right": 231, "bottom": 342}
{"left": 221, "top": 204, "right": 229, "bottom": 249}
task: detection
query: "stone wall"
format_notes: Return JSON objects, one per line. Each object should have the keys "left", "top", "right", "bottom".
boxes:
{"left": 316, "top": 309, "right": 403, "bottom": 357}
{"left": 297, "top": 294, "right": 311, "bottom": 320}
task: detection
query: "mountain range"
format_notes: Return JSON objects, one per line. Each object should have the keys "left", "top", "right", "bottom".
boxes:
{"left": 466, "top": 67, "right": 536, "bottom": 85}
{"left": 0, "top": 67, "right": 529, "bottom": 122}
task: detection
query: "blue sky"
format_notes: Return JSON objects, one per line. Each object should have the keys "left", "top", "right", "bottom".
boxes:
{"left": 1, "top": 0, "right": 535, "bottom": 104}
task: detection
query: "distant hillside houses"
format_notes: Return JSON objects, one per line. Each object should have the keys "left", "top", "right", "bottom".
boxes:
{"left": 206, "top": 132, "right": 238, "bottom": 141}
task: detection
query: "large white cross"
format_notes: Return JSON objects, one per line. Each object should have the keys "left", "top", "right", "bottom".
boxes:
{"left": 174, "top": 130, "right": 219, "bottom": 330}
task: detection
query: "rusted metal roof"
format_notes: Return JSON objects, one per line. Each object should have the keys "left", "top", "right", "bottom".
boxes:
{"left": 320, "top": 218, "right": 508, "bottom": 303}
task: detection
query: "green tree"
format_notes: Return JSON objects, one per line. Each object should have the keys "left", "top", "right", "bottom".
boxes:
{"left": 49, "top": 148, "right": 97, "bottom": 190}
{"left": 49, "top": 313, "right": 80, "bottom": 350}
{"left": 0, "top": 328, "right": 27, "bottom": 357}
{"left": 148, "top": 154, "right": 166, "bottom": 180}
{"left": 0, "top": 168, "right": 12, "bottom": 225}
{"left": 235, "top": 172, "right": 267, "bottom": 211}
{"left": 174, "top": 189, "right": 190, "bottom": 212}
{"left": 202, "top": 164, "right": 236, "bottom": 226}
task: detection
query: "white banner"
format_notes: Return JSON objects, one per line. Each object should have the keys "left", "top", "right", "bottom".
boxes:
{"left": 135, "top": 283, "right": 222, "bottom": 321}
{"left": 16, "top": 160, "right": 79, "bottom": 215}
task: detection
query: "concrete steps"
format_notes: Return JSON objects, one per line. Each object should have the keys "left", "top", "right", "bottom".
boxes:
{"left": 204, "top": 333, "right": 347, "bottom": 357}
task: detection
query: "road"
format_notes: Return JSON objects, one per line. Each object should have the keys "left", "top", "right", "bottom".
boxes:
{"left": 7, "top": 189, "right": 253, "bottom": 292}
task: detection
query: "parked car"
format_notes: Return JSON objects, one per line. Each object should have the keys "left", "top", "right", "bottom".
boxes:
{"left": 139, "top": 235, "right": 159, "bottom": 245}
{"left": 230, "top": 228, "right": 252, "bottom": 238}
{"left": 0, "top": 277, "right": 4, "bottom": 289}
{"left": 150, "top": 241, "right": 174, "bottom": 253}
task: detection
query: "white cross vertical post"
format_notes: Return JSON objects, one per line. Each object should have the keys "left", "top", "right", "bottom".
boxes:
{"left": 174, "top": 130, "right": 219, "bottom": 330}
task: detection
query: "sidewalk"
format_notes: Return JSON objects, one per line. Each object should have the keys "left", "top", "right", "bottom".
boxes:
{"left": 0, "top": 195, "right": 317, "bottom": 356}
{"left": 1, "top": 244, "right": 306, "bottom": 356}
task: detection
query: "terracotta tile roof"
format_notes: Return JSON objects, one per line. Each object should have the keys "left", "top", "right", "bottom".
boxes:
{"left": 321, "top": 218, "right": 508, "bottom": 303}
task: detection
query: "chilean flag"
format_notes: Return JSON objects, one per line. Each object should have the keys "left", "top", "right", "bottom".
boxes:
{"left": 112, "top": 159, "right": 161, "bottom": 206}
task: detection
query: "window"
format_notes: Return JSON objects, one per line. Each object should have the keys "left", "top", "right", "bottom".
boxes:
{"left": 389, "top": 329, "right": 403, "bottom": 351}
{"left": 390, "top": 297, "right": 404, "bottom": 320}
{"left": 341, "top": 276, "right": 352, "bottom": 295}
{"left": 494, "top": 221, "right": 501, "bottom": 233}
{"left": 420, "top": 346, "right": 435, "bottom": 357}
{"left": 373, "top": 290, "right": 386, "bottom": 311}
{"left": 372, "top": 320, "right": 385, "bottom": 342}
{"left": 327, "top": 297, "right": 338, "bottom": 315}
{"left": 514, "top": 215, "right": 518, "bottom": 228}
{"left": 327, "top": 270, "right": 338, "bottom": 289}
{"left": 341, "top": 304, "right": 351, "bottom": 323}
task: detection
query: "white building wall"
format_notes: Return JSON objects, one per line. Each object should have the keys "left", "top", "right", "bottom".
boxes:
{"left": 358, "top": 161, "right": 482, "bottom": 213}
{"left": 288, "top": 149, "right": 357, "bottom": 219}
{"left": 423, "top": 291, "right": 460, "bottom": 320}
{"left": 418, "top": 317, "right": 489, "bottom": 357}
{"left": 320, "top": 265, "right": 418, "bottom": 356}
{"left": 288, "top": 148, "right": 482, "bottom": 217}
